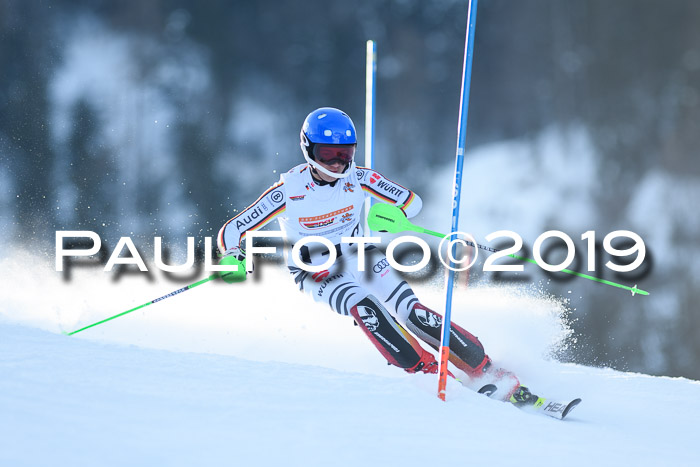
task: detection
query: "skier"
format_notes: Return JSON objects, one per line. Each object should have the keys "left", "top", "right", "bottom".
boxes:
{"left": 217, "top": 107, "right": 534, "bottom": 404}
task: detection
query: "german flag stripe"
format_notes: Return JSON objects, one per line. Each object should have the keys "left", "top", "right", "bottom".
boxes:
{"left": 253, "top": 181, "right": 284, "bottom": 204}
{"left": 402, "top": 191, "right": 416, "bottom": 210}
{"left": 239, "top": 204, "right": 286, "bottom": 246}
{"left": 227, "top": 182, "right": 284, "bottom": 224}
{"left": 218, "top": 216, "right": 238, "bottom": 251}
{"left": 218, "top": 181, "right": 285, "bottom": 250}
{"left": 220, "top": 203, "right": 287, "bottom": 250}
{"left": 362, "top": 185, "right": 394, "bottom": 203}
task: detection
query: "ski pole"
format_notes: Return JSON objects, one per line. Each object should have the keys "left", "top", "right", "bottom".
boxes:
{"left": 64, "top": 273, "right": 220, "bottom": 336}
{"left": 367, "top": 202, "right": 650, "bottom": 296}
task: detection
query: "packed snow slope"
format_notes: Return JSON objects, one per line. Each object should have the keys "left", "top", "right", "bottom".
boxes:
{"left": 1, "top": 256, "right": 698, "bottom": 466}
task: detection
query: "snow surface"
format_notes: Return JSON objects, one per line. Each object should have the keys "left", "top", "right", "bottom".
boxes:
{"left": 1, "top": 255, "right": 698, "bottom": 466}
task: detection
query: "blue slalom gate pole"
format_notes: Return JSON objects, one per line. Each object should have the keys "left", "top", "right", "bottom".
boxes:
{"left": 437, "top": 0, "right": 479, "bottom": 401}
{"left": 364, "top": 39, "right": 377, "bottom": 235}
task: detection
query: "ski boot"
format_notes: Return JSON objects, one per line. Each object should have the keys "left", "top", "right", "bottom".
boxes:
{"left": 509, "top": 386, "right": 539, "bottom": 408}
{"left": 406, "top": 351, "right": 454, "bottom": 377}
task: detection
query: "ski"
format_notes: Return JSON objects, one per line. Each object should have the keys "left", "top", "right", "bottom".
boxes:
{"left": 464, "top": 381, "right": 581, "bottom": 420}
{"left": 529, "top": 396, "right": 582, "bottom": 420}
{"left": 508, "top": 386, "right": 581, "bottom": 420}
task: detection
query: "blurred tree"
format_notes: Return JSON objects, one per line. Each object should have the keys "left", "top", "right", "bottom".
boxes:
{"left": 65, "top": 98, "right": 118, "bottom": 231}
{"left": 0, "top": 0, "right": 56, "bottom": 241}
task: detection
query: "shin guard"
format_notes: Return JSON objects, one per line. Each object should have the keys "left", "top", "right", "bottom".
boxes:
{"left": 350, "top": 295, "right": 432, "bottom": 372}
{"left": 405, "top": 303, "right": 491, "bottom": 377}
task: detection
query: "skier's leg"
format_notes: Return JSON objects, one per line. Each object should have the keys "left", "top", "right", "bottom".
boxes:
{"left": 361, "top": 249, "right": 519, "bottom": 396}
{"left": 361, "top": 249, "right": 488, "bottom": 371}
{"left": 288, "top": 257, "right": 439, "bottom": 374}
{"left": 405, "top": 304, "right": 521, "bottom": 397}
{"left": 405, "top": 303, "right": 488, "bottom": 373}
{"left": 348, "top": 294, "right": 441, "bottom": 374}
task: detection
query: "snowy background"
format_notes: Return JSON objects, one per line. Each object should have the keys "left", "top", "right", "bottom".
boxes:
{"left": 1, "top": 1, "right": 699, "bottom": 465}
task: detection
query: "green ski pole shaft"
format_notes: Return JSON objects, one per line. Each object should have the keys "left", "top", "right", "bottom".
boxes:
{"left": 65, "top": 274, "right": 220, "bottom": 336}
{"left": 509, "top": 254, "right": 649, "bottom": 296}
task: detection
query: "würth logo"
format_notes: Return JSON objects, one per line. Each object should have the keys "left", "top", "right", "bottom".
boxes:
{"left": 312, "top": 270, "right": 330, "bottom": 282}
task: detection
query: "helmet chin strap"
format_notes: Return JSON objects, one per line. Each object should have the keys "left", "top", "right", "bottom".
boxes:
{"left": 303, "top": 152, "right": 352, "bottom": 179}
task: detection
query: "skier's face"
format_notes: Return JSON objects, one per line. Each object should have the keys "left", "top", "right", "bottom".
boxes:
{"left": 315, "top": 158, "right": 347, "bottom": 181}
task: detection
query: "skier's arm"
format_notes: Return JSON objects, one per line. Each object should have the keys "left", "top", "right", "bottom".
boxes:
{"left": 217, "top": 181, "right": 287, "bottom": 255}
{"left": 358, "top": 168, "right": 422, "bottom": 218}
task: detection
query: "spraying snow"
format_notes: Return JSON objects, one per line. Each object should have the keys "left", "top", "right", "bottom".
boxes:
{"left": 2, "top": 249, "right": 572, "bottom": 377}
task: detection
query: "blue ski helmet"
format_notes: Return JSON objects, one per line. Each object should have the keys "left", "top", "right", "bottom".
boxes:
{"left": 300, "top": 107, "right": 357, "bottom": 179}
